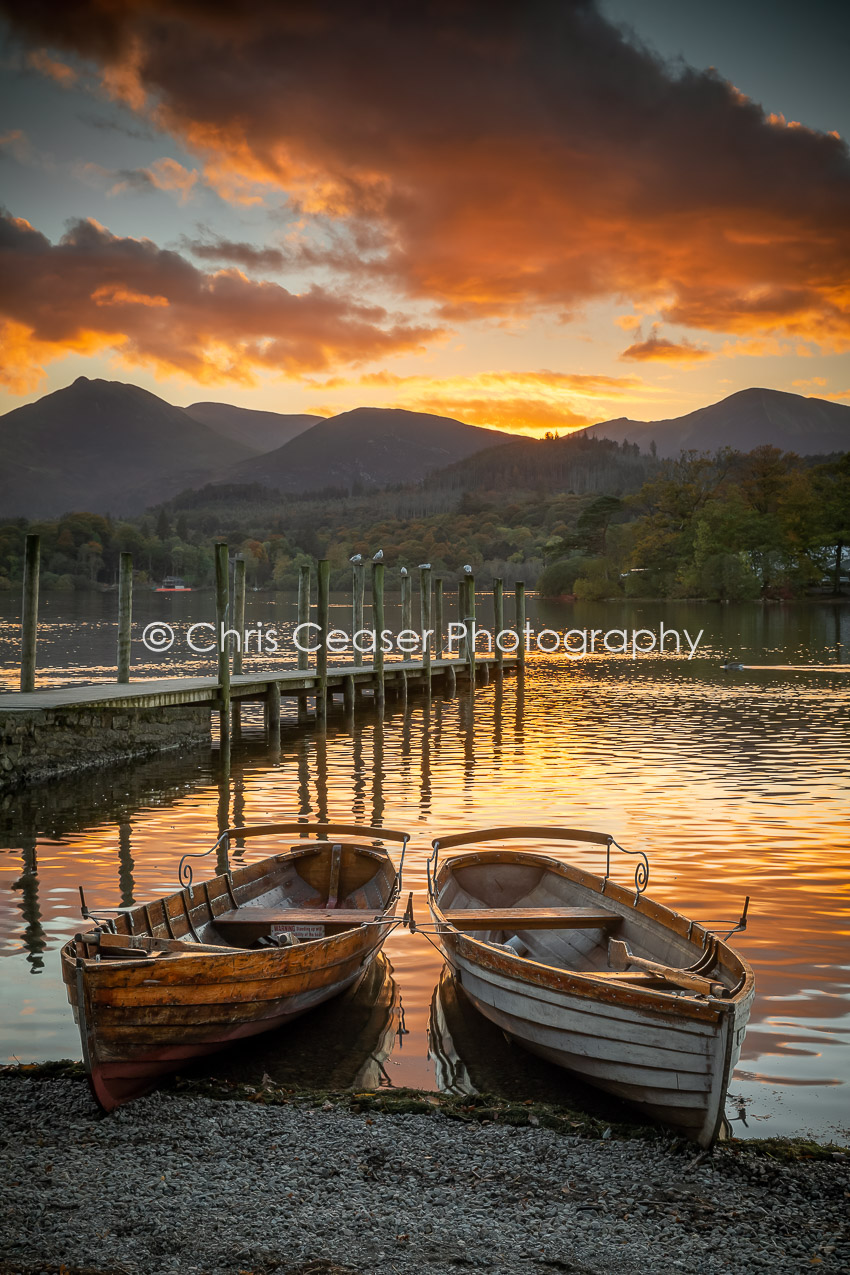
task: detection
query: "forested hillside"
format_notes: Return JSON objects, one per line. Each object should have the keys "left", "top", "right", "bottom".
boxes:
{"left": 0, "top": 447, "right": 845, "bottom": 602}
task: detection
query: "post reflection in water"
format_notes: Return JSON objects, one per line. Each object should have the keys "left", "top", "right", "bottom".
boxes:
{"left": 12, "top": 837, "right": 46, "bottom": 973}
{"left": 117, "top": 820, "right": 135, "bottom": 909}
{"left": 0, "top": 600, "right": 848, "bottom": 1141}
{"left": 419, "top": 698, "right": 432, "bottom": 821}
{"left": 297, "top": 736, "right": 311, "bottom": 819}
{"left": 371, "top": 719, "right": 385, "bottom": 830}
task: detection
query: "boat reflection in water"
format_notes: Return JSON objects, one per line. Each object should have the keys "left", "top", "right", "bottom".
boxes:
{"left": 429, "top": 966, "right": 634, "bottom": 1118}
{"left": 429, "top": 967, "right": 735, "bottom": 1138}
{"left": 186, "top": 951, "right": 404, "bottom": 1091}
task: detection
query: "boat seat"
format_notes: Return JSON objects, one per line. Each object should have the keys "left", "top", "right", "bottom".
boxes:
{"left": 444, "top": 906, "right": 621, "bottom": 931}
{"left": 214, "top": 907, "right": 385, "bottom": 928}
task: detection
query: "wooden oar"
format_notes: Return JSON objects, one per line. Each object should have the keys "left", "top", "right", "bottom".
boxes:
{"left": 76, "top": 930, "right": 236, "bottom": 957}
{"left": 608, "top": 939, "right": 725, "bottom": 997}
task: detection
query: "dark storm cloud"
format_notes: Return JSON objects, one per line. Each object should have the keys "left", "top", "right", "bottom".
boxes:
{"left": 181, "top": 234, "right": 287, "bottom": 271}
{"left": 2, "top": 0, "right": 850, "bottom": 346}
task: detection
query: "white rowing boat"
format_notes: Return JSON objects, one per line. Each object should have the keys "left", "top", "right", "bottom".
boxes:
{"left": 426, "top": 827, "right": 754, "bottom": 1147}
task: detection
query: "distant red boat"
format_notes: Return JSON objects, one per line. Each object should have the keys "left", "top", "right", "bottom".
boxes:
{"left": 155, "top": 575, "right": 192, "bottom": 592}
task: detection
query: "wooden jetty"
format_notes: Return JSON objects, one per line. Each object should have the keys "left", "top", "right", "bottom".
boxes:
{"left": 1, "top": 537, "right": 521, "bottom": 789}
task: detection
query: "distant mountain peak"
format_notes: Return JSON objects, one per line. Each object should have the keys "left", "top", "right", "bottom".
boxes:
{"left": 227, "top": 404, "right": 524, "bottom": 493}
{"left": 577, "top": 387, "right": 850, "bottom": 457}
{"left": 0, "top": 376, "right": 255, "bottom": 516}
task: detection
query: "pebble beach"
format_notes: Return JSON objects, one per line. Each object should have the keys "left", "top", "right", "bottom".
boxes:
{"left": 1, "top": 1076, "right": 848, "bottom": 1275}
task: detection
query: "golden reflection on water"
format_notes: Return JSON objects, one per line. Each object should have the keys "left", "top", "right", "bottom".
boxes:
{"left": 0, "top": 597, "right": 848, "bottom": 1140}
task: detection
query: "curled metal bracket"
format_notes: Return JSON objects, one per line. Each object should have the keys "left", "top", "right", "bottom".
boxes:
{"left": 392, "top": 834, "right": 410, "bottom": 904}
{"left": 605, "top": 836, "right": 650, "bottom": 902}
{"left": 699, "top": 896, "right": 751, "bottom": 942}
{"left": 77, "top": 886, "right": 119, "bottom": 932}
{"left": 427, "top": 840, "right": 441, "bottom": 896}
{"left": 178, "top": 829, "right": 231, "bottom": 897}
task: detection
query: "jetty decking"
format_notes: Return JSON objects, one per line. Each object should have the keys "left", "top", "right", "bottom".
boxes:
{"left": 0, "top": 655, "right": 511, "bottom": 714}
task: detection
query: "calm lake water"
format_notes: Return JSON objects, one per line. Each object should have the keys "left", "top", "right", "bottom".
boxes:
{"left": 1, "top": 590, "right": 848, "bottom": 1142}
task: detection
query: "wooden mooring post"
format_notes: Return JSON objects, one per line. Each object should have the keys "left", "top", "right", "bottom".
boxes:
{"left": 316, "top": 558, "right": 330, "bottom": 726}
{"left": 401, "top": 568, "right": 412, "bottom": 633}
{"left": 265, "top": 681, "right": 281, "bottom": 749}
{"left": 117, "top": 551, "right": 133, "bottom": 684}
{"left": 434, "top": 578, "right": 444, "bottom": 659}
{"left": 343, "top": 674, "right": 356, "bottom": 716}
{"left": 352, "top": 558, "right": 365, "bottom": 667}
{"left": 464, "top": 573, "right": 476, "bottom": 688}
{"left": 297, "top": 562, "right": 311, "bottom": 723}
{"left": 214, "top": 541, "right": 231, "bottom": 760}
{"left": 20, "top": 533, "right": 40, "bottom": 693}
{"left": 493, "top": 577, "right": 504, "bottom": 676}
{"left": 420, "top": 564, "right": 432, "bottom": 694}
{"left": 372, "top": 560, "right": 385, "bottom": 716}
{"left": 515, "top": 581, "right": 526, "bottom": 668}
{"left": 232, "top": 555, "right": 246, "bottom": 738}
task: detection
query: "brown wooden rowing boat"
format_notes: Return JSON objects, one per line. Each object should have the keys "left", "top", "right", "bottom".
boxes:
{"left": 427, "top": 827, "right": 754, "bottom": 1147}
{"left": 61, "top": 822, "right": 407, "bottom": 1111}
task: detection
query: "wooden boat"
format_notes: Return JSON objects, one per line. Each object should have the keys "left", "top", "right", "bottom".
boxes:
{"left": 427, "top": 827, "right": 754, "bottom": 1147}
{"left": 62, "top": 822, "right": 408, "bottom": 1111}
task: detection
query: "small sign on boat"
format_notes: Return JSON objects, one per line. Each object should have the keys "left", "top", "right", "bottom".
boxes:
{"left": 271, "top": 922, "right": 324, "bottom": 941}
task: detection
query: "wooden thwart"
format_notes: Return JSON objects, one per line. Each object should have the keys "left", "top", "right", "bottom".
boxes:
{"left": 444, "top": 906, "right": 621, "bottom": 931}
{"left": 214, "top": 907, "right": 384, "bottom": 928}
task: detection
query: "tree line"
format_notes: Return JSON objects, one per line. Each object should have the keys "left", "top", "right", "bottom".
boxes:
{"left": 537, "top": 447, "right": 849, "bottom": 600}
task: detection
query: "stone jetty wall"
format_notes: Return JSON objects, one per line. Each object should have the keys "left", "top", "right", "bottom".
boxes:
{"left": 0, "top": 705, "right": 211, "bottom": 790}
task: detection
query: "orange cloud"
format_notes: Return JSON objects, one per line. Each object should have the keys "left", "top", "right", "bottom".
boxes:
{"left": 0, "top": 319, "right": 122, "bottom": 393}
{"left": 7, "top": 0, "right": 850, "bottom": 350}
{"left": 81, "top": 158, "right": 199, "bottom": 202}
{"left": 128, "top": 157, "right": 198, "bottom": 202}
{"left": 0, "top": 212, "right": 441, "bottom": 387}
{"left": 620, "top": 327, "right": 713, "bottom": 363}
{"left": 91, "top": 284, "right": 169, "bottom": 308}
{"left": 26, "top": 48, "right": 77, "bottom": 87}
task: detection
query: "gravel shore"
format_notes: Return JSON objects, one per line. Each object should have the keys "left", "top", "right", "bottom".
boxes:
{"left": 1, "top": 1077, "right": 848, "bottom": 1275}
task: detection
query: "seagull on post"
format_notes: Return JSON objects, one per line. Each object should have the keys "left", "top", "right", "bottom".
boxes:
{"left": 372, "top": 549, "right": 384, "bottom": 561}
{"left": 349, "top": 553, "right": 362, "bottom": 564}
{"left": 400, "top": 567, "right": 408, "bottom": 577}
{"left": 418, "top": 563, "right": 431, "bottom": 570}
{"left": 463, "top": 564, "right": 473, "bottom": 575}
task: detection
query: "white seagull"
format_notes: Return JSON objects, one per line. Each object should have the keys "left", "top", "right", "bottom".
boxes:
{"left": 463, "top": 564, "right": 473, "bottom": 575}
{"left": 349, "top": 553, "right": 362, "bottom": 564}
{"left": 418, "top": 563, "right": 431, "bottom": 570}
{"left": 372, "top": 549, "right": 384, "bottom": 561}
{"left": 400, "top": 567, "right": 408, "bottom": 577}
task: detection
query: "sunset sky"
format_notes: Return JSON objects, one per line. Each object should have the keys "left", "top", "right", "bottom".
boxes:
{"left": 1, "top": 0, "right": 849, "bottom": 435}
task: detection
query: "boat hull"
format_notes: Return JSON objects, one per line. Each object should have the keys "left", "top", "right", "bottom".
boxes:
{"left": 442, "top": 937, "right": 752, "bottom": 1146}
{"left": 429, "top": 844, "right": 754, "bottom": 1148}
{"left": 71, "top": 943, "right": 379, "bottom": 1111}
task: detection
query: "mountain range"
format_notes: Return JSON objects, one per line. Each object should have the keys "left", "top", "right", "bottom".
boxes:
{"left": 0, "top": 377, "right": 846, "bottom": 517}
{"left": 579, "top": 387, "right": 850, "bottom": 456}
